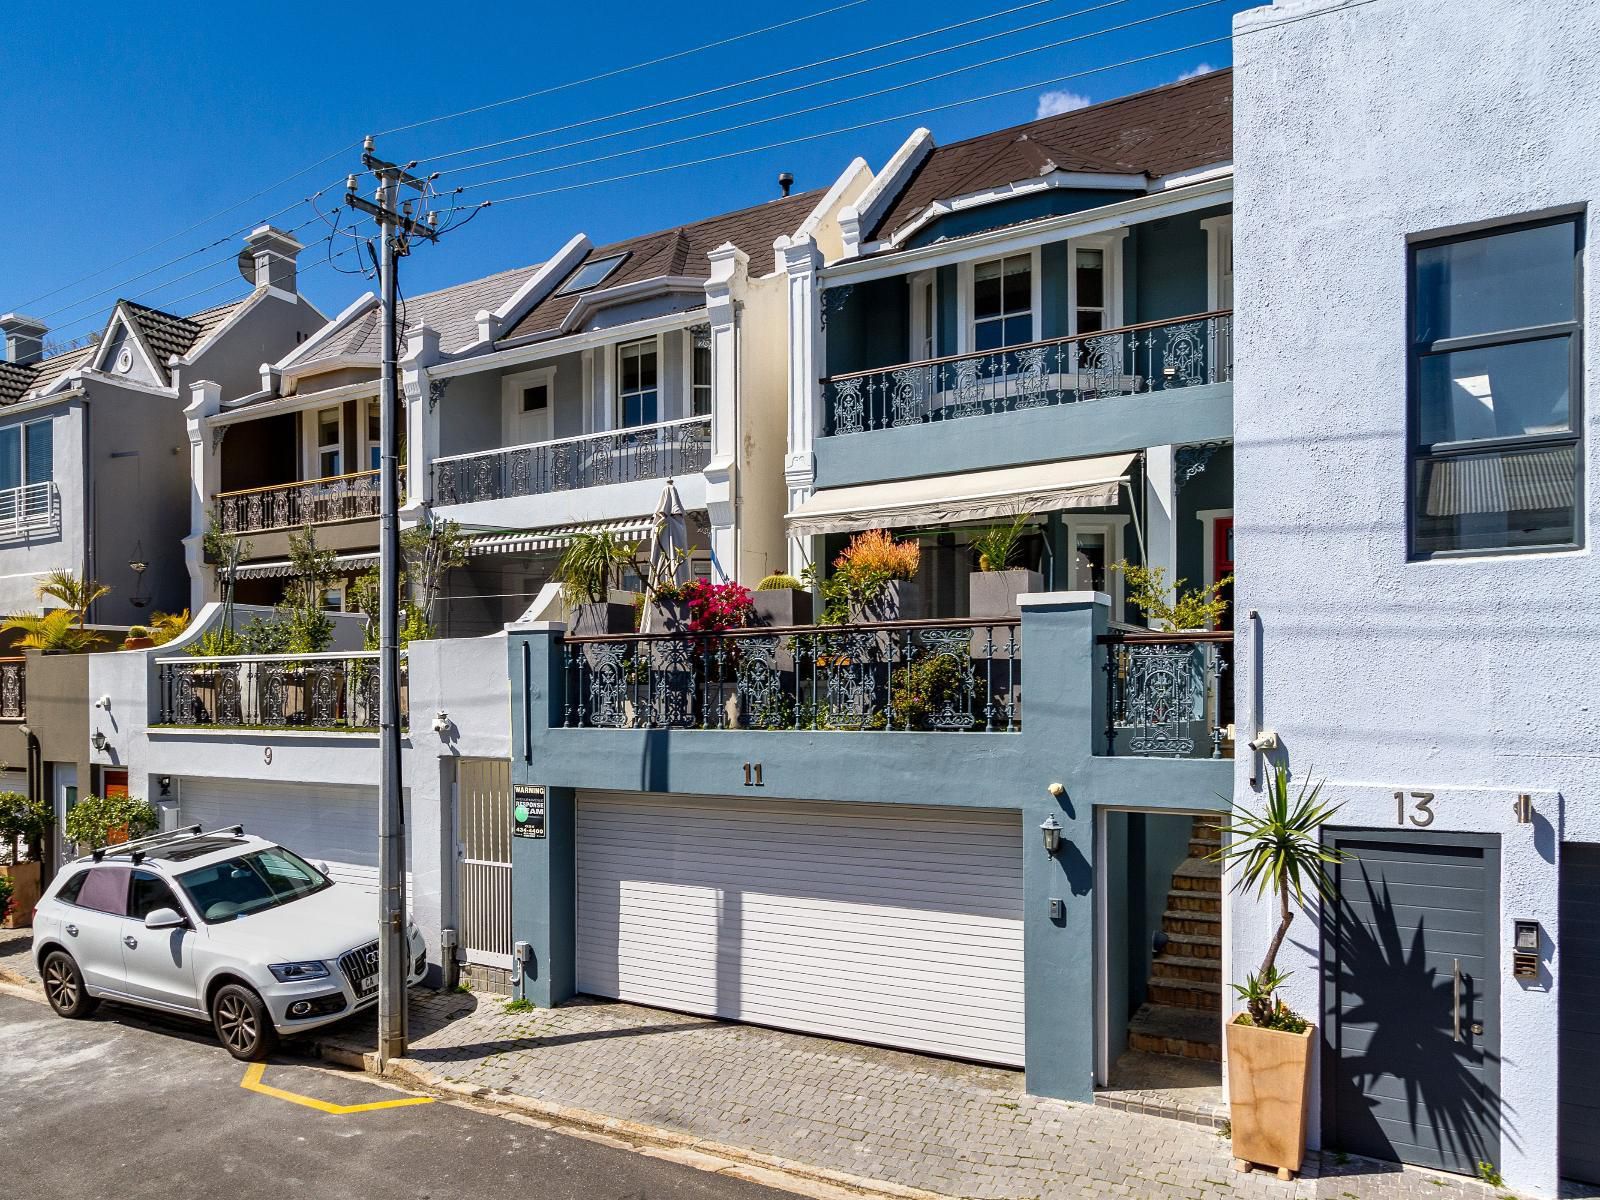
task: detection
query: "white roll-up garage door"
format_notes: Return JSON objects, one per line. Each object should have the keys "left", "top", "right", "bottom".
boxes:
{"left": 576, "top": 793, "right": 1025, "bottom": 1066}
{"left": 177, "top": 778, "right": 409, "bottom": 893}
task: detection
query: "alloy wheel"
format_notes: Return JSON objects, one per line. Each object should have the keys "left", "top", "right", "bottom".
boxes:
{"left": 44, "top": 958, "right": 78, "bottom": 1011}
{"left": 216, "top": 992, "right": 258, "bottom": 1054}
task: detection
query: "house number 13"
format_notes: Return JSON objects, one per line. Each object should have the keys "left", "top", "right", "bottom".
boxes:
{"left": 1395, "top": 791, "right": 1435, "bottom": 827}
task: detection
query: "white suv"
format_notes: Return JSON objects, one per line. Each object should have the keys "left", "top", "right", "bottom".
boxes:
{"left": 31, "top": 827, "right": 427, "bottom": 1059}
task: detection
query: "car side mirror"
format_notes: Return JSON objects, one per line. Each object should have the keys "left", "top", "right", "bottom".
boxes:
{"left": 144, "top": 907, "right": 187, "bottom": 930}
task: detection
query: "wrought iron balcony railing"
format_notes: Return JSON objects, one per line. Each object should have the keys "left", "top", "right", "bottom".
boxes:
{"left": 0, "top": 481, "right": 59, "bottom": 541}
{"left": 1100, "top": 629, "right": 1233, "bottom": 759}
{"left": 212, "top": 468, "right": 403, "bottom": 535}
{"left": 823, "top": 310, "right": 1232, "bottom": 436}
{"left": 432, "top": 415, "right": 712, "bottom": 506}
{"left": 561, "top": 618, "right": 1020, "bottom": 733}
{"left": 154, "top": 651, "right": 407, "bottom": 731}
{"left": 0, "top": 657, "right": 25, "bottom": 721}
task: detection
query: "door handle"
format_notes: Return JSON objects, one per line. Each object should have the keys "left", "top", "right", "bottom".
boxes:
{"left": 65, "top": 923, "right": 78, "bottom": 937}
{"left": 123, "top": 935, "right": 138, "bottom": 950}
{"left": 1453, "top": 957, "right": 1462, "bottom": 1043}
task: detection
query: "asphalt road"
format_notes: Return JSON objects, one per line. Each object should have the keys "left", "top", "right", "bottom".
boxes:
{"left": 0, "top": 990, "right": 793, "bottom": 1200}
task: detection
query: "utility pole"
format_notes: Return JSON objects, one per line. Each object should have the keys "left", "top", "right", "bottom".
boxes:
{"left": 345, "top": 139, "right": 436, "bottom": 1069}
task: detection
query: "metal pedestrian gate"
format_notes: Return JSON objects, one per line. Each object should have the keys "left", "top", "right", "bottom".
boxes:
{"left": 455, "top": 758, "right": 514, "bottom": 968}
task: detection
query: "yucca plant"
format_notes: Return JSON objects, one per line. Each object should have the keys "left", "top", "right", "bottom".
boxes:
{"left": 147, "top": 610, "right": 190, "bottom": 646}
{"left": 1212, "top": 763, "right": 1345, "bottom": 1027}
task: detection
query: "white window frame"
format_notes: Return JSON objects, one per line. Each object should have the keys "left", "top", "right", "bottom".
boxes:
{"left": 1066, "top": 231, "right": 1127, "bottom": 337}
{"left": 0, "top": 417, "right": 54, "bottom": 492}
{"left": 321, "top": 585, "right": 346, "bottom": 612}
{"left": 1063, "top": 514, "right": 1129, "bottom": 622}
{"left": 684, "top": 328, "right": 713, "bottom": 417}
{"left": 960, "top": 249, "right": 1042, "bottom": 355}
{"left": 1200, "top": 214, "right": 1233, "bottom": 311}
{"left": 908, "top": 270, "right": 938, "bottom": 362}
{"left": 363, "top": 399, "right": 382, "bottom": 472}
{"left": 1195, "top": 507, "right": 1234, "bottom": 631}
{"left": 501, "top": 364, "right": 557, "bottom": 446}
{"left": 615, "top": 336, "right": 662, "bottom": 429}
{"left": 306, "top": 405, "right": 345, "bottom": 480}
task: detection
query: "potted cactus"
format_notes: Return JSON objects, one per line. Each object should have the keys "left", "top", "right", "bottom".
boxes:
{"left": 122, "top": 625, "right": 154, "bottom": 650}
{"left": 750, "top": 573, "right": 813, "bottom": 628}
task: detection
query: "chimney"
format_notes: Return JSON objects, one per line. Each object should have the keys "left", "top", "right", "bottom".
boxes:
{"left": 0, "top": 314, "right": 47, "bottom": 365}
{"left": 243, "top": 225, "right": 304, "bottom": 294}
{"left": 778, "top": 172, "right": 794, "bottom": 198}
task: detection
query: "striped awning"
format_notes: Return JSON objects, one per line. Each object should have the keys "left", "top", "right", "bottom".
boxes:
{"left": 1422, "top": 445, "right": 1575, "bottom": 517}
{"left": 233, "top": 516, "right": 657, "bottom": 579}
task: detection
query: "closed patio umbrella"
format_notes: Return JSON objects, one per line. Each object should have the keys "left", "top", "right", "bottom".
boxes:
{"left": 639, "top": 478, "right": 691, "bottom": 634}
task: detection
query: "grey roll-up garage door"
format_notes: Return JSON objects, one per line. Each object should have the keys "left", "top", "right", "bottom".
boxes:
{"left": 1561, "top": 843, "right": 1600, "bottom": 1185}
{"left": 1323, "top": 832, "right": 1501, "bottom": 1176}
{"left": 575, "top": 793, "right": 1025, "bottom": 1065}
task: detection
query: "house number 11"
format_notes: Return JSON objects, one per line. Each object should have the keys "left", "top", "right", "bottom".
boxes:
{"left": 1395, "top": 791, "right": 1436, "bottom": 827}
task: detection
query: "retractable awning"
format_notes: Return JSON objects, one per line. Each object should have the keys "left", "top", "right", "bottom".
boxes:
{"left": 785, "top": 453, "right": 1135, "bottom": 538}
{"left": 233, "top": 516, "right": 658, "bottom": 579}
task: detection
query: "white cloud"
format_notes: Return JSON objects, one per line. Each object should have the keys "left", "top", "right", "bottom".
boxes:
{"left": 1036, "top": 90, "right": 1092, "bottom": 119}
{"left": 1177, "top": 61, "right": 1215, "bottom": 81}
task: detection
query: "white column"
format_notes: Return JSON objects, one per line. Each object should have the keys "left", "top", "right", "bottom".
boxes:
{"left": 703, "top": 242, "right": 748, "bottom": 582}
{"left": 1143, "top": 445, "right": 1178, "bottom": 629}
{"left": 183, "top": 379, "right": 223, "bottom": 613}
{"left": 401, "top": 323, "right": 441, "bottom": 524}
{"left": 777, "top": 233, "right": 823, "bottom": 578}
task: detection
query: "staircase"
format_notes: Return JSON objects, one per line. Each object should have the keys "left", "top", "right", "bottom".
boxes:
{"left": 1128, "top": 816, "right": 1223, "bottom": 1062}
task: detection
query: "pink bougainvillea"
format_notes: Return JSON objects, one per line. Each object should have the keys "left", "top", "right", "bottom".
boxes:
{"left": 681, "top": 579, "right": 754, "bottom": 633}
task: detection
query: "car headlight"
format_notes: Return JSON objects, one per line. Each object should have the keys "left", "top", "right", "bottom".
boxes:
{"left": 269, "top": 961, "right": 332, "bottom": 983}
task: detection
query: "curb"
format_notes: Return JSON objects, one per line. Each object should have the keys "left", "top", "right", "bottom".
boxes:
{"left": 312, "top": 1035, "right": 951, "bottom": 1200}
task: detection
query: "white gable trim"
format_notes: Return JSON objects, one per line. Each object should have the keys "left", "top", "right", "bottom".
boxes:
{"left": 92, "top": 304, "right": 167, "bottom": 383}
{"left": 276, "top": 292, "right": 377, "bottom": 375}
{"left": 76, "top": 367, "right": 177, "bottom": 398}
{"left": 1151, "top": 161, "right": 1234, "bottom": 192}
{"left": 791, "top": 158, "right": 872, "bottom": 250}
{"left": 838, "top": 129, "right": 935, "bottom": 259}
{"left": 482, "top": 235, "right": 592, "bottom": 345}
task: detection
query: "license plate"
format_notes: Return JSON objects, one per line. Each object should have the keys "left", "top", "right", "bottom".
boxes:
{"left": 359, "top": 976, "right": 377, "bottom": 993}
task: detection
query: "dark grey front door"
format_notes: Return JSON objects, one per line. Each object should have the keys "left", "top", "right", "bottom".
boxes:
{"left": 1560, "top": 843, "right": 1600, "bottom": 1185}
{"left": 1322, "top": 832, "right": 1500, "bottom": 1175}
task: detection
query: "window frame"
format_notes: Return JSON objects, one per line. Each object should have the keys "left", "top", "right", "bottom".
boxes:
{"left": 0, "top": 417, "right": 54, "bottom": 493}
{"left": 1066, "top": 230, "right": 1127, "bottom": 338}
{"left": 312, "top": 405, "right": 344, "bottom": 480}
{"left": 687, "top": 328, "right": 713, "bottom": 418}
{"left": 555, "top": 252, "right": 629, "bottom": 297}
{"left": 1406, "top": 210, "right": 1586, "bottom": 560}
{"left": 967, "top": 251, "right": 1039, "bottom": 354}
{"left": 615, "top": 337, "right": 661, "bottom": 429}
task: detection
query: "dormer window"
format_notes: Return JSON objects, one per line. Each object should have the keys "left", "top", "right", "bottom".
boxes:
{"left": 556, "top": 253, "right": 628, "bottom": 297}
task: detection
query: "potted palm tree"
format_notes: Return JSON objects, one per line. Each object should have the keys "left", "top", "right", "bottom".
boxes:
{"left": 969, "top": 514, "right": 1039, "bottom": 620}
{"left": 1213, "top": 764, "right": 1344, "bottom": 1180}
{"left": 558, "top": 530, "right": 639, "bottom": 636}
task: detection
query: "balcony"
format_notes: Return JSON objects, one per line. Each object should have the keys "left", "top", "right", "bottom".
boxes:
{"left": 560, "top": 618, "right": 1021, "bottom": 733}
{"left": 0, "top": 657, "right": 24, "bottom": 721}
{"left": 154, "top": 651, "right": 407, "bottom": 732}
{"left": 433, "top": 416, "right": 712, "bottom": 507}
{"left": 823, "top": 311, "right": 1232, "bottom": 438}
{"left": 1100, "top": 629, "right": 1233, "bottom": 759}
{"left": 212, "top": 468, "right": 403, "bottom": 535}
{"left": 0, "top": 481, "right": 59, "bottom": 541}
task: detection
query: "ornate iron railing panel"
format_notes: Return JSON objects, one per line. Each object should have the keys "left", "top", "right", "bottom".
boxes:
{"left": 432, "top": 416, "right": 712, "bottom": 506}
{"left": 0, "top": 657, "right": 25, "bottom": 721}
{"left": 561, "top": 619, "right": 1020, "bottom": 733}
{"left": 823, "top": 310, "right": 1232, "bottom": 437}
{"left": 212, "top": 468, "right": 402, "bottom": 535}
{"left": 154, "top": 651, "right": 407, "bottom": 731}
{"left": 1100, "top": 631, "right": 1232, "bottom": 758}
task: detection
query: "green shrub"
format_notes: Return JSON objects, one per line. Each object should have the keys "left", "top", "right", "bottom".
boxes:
{"left": 63, "top": 794, "right": 157, "bottom": 851}
{"left": 0, "top": 791, "right": 53, "bottom": 861}
{"left": 0, "top": 873, "right": 12, "bottom": 922}
{"left": 755, "top": 574, "right": 803, "bottom": 591}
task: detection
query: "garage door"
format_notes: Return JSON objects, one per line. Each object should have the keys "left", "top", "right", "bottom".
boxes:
{"left": 576, "top": 793, "right": 1025, "bottom": 1065}
{"left": 177, "top": 778, "right": 409, "bottom": 893}
{"left": 1561, "top": 843, "right": 1600, "bottom": 1185}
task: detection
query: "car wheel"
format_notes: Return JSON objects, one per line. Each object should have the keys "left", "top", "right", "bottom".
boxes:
{"left": 41, "top": 950, "right": 98, "bottom": 1019}
{"left": 211, "top": 983, "right": 278, "bottom": 1061}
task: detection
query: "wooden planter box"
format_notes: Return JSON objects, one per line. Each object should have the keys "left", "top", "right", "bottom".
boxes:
{"left": 1, "top": 860, "right": 43, "bottom": 929}
{"left": 1226, "top": 1018, "right": 1314, "bottom": 1179}
{"left": 969, "top": 569, "right": 1042, "bottom": 621}
{"left": 751, "top": 589, "right": 813, "bottom": 629}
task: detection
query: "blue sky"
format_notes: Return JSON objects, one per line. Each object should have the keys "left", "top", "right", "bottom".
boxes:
{"left": 2, "top": 0, "right": 1245, "bottom": 349}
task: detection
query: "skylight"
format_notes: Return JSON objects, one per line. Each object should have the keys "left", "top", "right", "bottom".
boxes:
{"left": 556, "top": 253, "right": 628, "bottom": 296}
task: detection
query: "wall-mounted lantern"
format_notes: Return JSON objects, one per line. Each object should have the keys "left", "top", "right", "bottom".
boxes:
{"left": 90, "top": 730, "right": 108, "bottom": 753}
{"left": 1040, "top": 813, "right": 1063, "bottom": 857}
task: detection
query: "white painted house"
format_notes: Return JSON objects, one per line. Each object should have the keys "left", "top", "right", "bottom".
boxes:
{"left": 1231, "top": 0, "right": 1598, "bottom": 1193}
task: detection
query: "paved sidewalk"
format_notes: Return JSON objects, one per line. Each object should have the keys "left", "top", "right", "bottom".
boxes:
{"left": 0, "top": 924, "right": 38, "bottom": 986}
{"left": 333, "top": 988, "right": 1523, "bottom": 1200}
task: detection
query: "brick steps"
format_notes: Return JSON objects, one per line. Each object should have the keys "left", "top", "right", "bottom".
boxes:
{"left": 1137, "top": 817, "right": 1223, "bottom": 1054}
{"left": 1128, "top": 1002, "right": 1222, "bottom": 1062}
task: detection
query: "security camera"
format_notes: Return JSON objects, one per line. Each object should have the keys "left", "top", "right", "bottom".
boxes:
{"left": 431, "top": 711, "right": 450, "bottom": 734}
{"left": 1247, "top": 729, "right": 1280, "bottom": 753}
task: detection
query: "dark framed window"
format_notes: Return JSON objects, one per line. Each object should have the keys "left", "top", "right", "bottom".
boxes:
{"left": 1408, "top": 213, "right": 1583, "bottom": 557}
{"left": 521, "top": 383, "right": 549, "bottom": 413}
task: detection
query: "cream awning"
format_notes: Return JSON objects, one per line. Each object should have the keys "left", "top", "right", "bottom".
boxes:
{"left": 786, "top": 453, "right": 1135, "bottom": 537}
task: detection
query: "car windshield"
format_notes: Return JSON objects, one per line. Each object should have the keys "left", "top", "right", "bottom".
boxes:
{"left": 176, "top": 847, "right": 330, "bottom": 924}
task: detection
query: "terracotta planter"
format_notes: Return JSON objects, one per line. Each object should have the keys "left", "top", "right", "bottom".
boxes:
{"left": 1, "top": 860, "right": 42, "bottom": 928}
{"left": 751, "top": 589, "right": 813, "bottom": 629}
{"left": 1226, "top": 1017, "right": 1314, "bottom": 1179}
{"left": 969, "top": 568, "right": 1042, "bottom": 621}
{"left": 122, "top": 636, "right": 154, "bottom": 650}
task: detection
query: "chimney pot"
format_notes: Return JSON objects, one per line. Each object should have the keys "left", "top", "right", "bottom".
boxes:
{"left": 778, "top": 172, "right": 794, "bottom": 198}
{"left": 0, "top": 313, "right": 48, "bottom": 365}
{"left": 244, "top": 226, "right": 305, "bottom": 294}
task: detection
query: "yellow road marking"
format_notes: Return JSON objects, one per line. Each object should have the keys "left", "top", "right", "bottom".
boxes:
{"left": 240, "top": 1062, "right": 435, "bottom": 1114}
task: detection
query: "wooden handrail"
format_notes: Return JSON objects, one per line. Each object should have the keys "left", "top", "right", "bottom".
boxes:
{"left": 824, "top": 308, "right": 1233, "bottom": 384}
{"left": 213, "top": 465, "right": 403, "bottom": 501}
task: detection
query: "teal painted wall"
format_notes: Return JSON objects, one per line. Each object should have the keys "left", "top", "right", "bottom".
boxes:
{"left": 1175, "top": 443, "right": 1234, "bottom": 592}
{"left": 1130, "top": 205, "right": 1227, "bottom": 323}
{"left": 506, "top": 598, "right": 1231, "bottom": 1103}
{"left": 824, "top": 277, "right": 908, "bottom": 377}
{"left": 903, "top": 188, "right": 1136, "bottom": 248}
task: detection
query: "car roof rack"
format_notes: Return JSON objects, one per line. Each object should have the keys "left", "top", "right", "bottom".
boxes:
{"left": 87, "top": 823, "right": 246, "bottom": 865}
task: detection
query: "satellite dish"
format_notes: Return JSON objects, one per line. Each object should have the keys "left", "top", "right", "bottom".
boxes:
{"left": 237, "top": 247, "right": 256, "bottom": 284}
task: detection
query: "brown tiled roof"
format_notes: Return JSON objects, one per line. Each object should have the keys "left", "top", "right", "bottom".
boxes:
{"left": 0, "top": 362, "right": 32, "bottom": 406}
{"left": 504, "top": 188, "right": 824, "bottom": 342}
{"left": 869, "top": 69, "right": 1233, "bottom": 240}
{"left": 124, "top": 300, "right": 205, "bottom": 365}
{"left": 294, "top": 263, "right": 537, "bottom": 369}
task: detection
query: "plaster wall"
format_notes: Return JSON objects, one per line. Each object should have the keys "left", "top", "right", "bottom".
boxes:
{"left": 1231, "top": 2, "right": 1600, "bottom": 1193}
{"left": 735, "top": 270, "right": 791, "bottom": 584}
{"left": 0, "top": 398, "right": 86, "bottom": 615}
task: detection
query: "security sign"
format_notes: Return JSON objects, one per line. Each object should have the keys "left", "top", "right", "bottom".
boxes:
{"left": 512, "top": 785, "right": 546, "bottom": 839}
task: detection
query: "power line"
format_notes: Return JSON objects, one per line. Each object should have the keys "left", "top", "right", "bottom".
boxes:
{"left": 375, "top": 0, "right": 872, "bottom": 139}
{"left": 419, "top": 0, "right": 1098, "bottom": 171}
{"left": 449, "top": 0, "right": 1230, "bottom": 196}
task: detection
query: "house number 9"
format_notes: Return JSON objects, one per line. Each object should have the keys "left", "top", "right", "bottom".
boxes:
{"left": 1395, "top": 790, "right": 1435, "bottom": 827}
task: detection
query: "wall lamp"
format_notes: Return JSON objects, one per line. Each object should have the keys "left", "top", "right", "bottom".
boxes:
{"left": 91, "top": 730, "right": 109, "bottom": 753}
{"left": 1040, "top": 813, "right": 1063, "bottom": 856}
